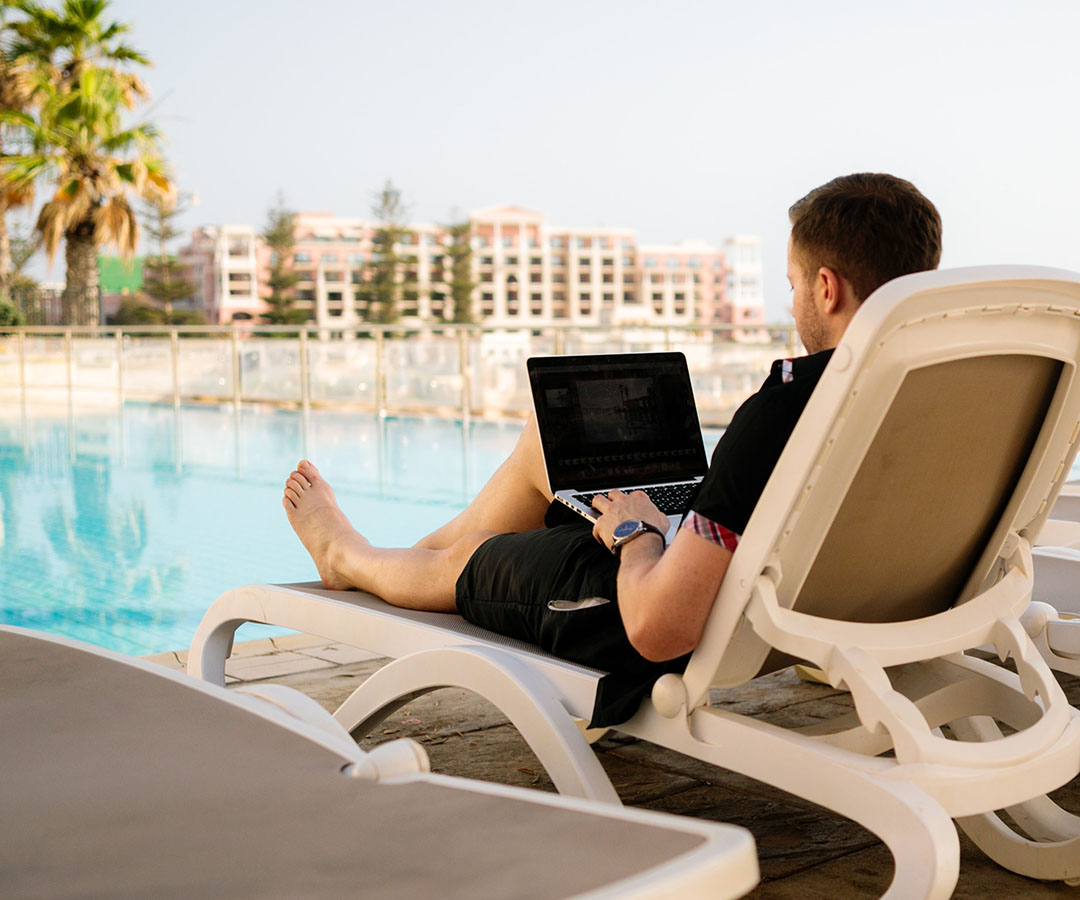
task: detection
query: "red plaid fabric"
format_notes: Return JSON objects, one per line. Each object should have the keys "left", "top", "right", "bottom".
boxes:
{"left": 682, "top": 510, "right": 740, "bottom": 551}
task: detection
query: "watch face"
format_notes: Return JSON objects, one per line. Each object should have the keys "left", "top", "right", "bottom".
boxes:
{"left": 613, "top": 519, "right": 643, "bottom": 540}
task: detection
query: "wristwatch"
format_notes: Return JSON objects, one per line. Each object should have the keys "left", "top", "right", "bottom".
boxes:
{"left": 610, "top": 519, "right": 666, "bottom": 556}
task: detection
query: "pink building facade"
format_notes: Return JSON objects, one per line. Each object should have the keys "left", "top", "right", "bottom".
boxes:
{"left": 178, "top": 207, "right": 765, "bottom": 329}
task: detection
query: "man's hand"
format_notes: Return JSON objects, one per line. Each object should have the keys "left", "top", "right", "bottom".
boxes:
{"left": 590, "top": 490, "right": 669, "bottom": 552}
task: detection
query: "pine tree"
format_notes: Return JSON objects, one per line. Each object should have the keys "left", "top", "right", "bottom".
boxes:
{"left": 260, "top": 193, "right": 306, "bottom": 325}
{"left": 140, "top": 192, "right": 200, "bottom": 323}
{"left": 445, "top": 221, "right": 476, "bottom": 323}
{"left": 360, "top": 180, "right": 408, "bottom": 324}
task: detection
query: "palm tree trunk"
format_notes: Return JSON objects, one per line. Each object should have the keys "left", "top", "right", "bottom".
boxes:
{"left": 0, "top": 196, "right": 11, "bottom": 300}
{"left": 63, "top": 221, "right": 99, "bottom": 325}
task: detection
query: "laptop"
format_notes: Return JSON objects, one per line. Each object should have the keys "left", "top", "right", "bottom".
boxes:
{"left": 527, "top": 352, "right": 709, "bottom": 540}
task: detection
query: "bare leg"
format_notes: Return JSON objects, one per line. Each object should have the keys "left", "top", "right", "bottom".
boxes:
{"left": 283, "top": 460, "right": 493, "bottom": 610}
{"left": 413, "top": 414, "right": 553, "bottom": 550}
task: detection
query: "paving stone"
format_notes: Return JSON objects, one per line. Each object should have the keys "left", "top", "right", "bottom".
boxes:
{"left": 299, "top": 644, "right": 383, "bottom": 665}
{"left": 638, "top": 784, "right": 878, "bottom": 881}
{"left": 594, "top": 750, "right": 699, "bottom": 805}
{"left": 604, "top": 739, "right": 818, "bottom": 809}
{"left": 709, "top": 668, "right": 848, "bottom": 717}
{"left": 229, "top": 638, "right": 277, "bottom": 657}
{"left": 224, "top": 651, "right": 335, "bottom": 681}
{"left": 269, "top": 633, "right": 329, "bottom": 651}
{"left": 747, "top": 832, "right": 1078, "bottom": 899}
{"left": 399, "top": 723, "right": 559, "bottom": 794}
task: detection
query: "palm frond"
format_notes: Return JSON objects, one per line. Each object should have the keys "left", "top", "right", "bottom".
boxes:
{"left": 35, "top": 196, "right": 69, "bottom": 261}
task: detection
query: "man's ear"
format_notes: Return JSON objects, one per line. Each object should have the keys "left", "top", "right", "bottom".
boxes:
{"left": 817, "top": 266, "right": 847, "bottom": 315}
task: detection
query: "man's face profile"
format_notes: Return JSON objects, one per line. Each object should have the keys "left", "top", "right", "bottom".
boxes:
{"left": 786, "top": 237, "right": 828, "bottom": 354}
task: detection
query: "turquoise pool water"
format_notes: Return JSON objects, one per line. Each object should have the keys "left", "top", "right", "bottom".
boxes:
{"left": 0, "top": 401, "right": 726, "bottom": 656}
{"left": 0, "top": 404, "right": 531, "bottom": 655}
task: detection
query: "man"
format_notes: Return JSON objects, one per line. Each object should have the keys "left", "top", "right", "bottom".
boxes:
{"left": 282, "top": 173, "right": 943, "bottom": 726}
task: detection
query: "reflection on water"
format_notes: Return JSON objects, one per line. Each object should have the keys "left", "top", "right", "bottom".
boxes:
{"left": 0, "top": 403, "right": 523, "bottom": 655}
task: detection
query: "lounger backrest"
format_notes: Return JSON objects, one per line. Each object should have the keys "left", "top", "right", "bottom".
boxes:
{"left": 684, "top": 267, "right": 1080, "bottom": 697}
{"left": 794, "top": 352, "right": 1061, "bottom": 624}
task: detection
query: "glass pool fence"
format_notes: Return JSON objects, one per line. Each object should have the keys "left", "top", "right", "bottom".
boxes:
{"left": 0, "top": 323, "right": 800, "bottom": 428}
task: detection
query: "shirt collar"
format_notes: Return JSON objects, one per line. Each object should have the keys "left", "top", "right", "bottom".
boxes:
{"left": 769, "top": 348, "right": 834, "bottom": 384}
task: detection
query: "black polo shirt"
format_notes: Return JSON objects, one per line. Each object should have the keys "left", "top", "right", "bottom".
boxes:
{"left": 456, "top": 348, "right": 834, "bottom": 727}
{"left": 681, "top": 348, "right": 834, "bottom": 550}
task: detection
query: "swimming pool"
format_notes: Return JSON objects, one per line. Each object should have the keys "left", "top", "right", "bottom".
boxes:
{"left": 0, "top": 401, "right": 724, "bottom": 656}
{"left": 0, "top": 404, "right": 530, "bottom": 654}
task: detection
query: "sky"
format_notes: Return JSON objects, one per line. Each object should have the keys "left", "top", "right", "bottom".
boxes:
{"left": 18, "top": 0, "right": 1080, "bottom": 321}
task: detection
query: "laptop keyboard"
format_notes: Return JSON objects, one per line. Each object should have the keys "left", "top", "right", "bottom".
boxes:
{"left": 573, "top": 482, "right": 698, "bottom": 516}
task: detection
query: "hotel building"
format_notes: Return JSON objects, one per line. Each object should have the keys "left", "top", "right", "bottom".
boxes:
{"left": 178, "top": 206, "right": 765, "bottom": 329}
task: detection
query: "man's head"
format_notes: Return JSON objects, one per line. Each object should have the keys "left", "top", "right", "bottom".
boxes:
{"left": 786, "top": 173, "right": 942, "bottom": 352}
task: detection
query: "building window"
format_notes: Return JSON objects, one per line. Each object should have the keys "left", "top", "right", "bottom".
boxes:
{"left": 651, "top": 273, "right": 664, "bottom": 284}
{"left": 552, "top": 273, "right": 565, "bottom": 284}
{"left": 688, "top": 257, "right": 702, "bottom": 268}
{"left": 423, "top": 234, "right": 438, "bottom": 245}
{"left": 530, "top": 256, "right": 543, "bottom": 266}
{"left": 551, "top": 255, "right": 566, "bottom": 267}
{"left": 602, "top": 273, "right": 614, "bottom": 283}
{"left": 295, "top": 270, "right": 314, "bottom": 282}
{"left": 480, "top": 256, "right": 493, "bottom": 266}
{"left": 400, "top": 233, "right": 414, "bottom": 245}
{"left": 297, "top": 289, "right": 315, "bottom": 301}
{"left": 530, "top": 272, "right": 542, "bottom": 283}
{"left": 505, "top": 255, "right": 518, "bottom": 265}
{"left": 575, "top": 237, "right": 589, "bottom": 249}
{"left": 643, "top": 257, "right": 657, "bottom": 268}
{"left": 652, "top": 293, "right": 663, "bottom": 302}
{"left": 480, "top": 272, "right": 493, "bottom": 282}
{"left": 325, "top": 271, "right": 343, "bottom": 282}
{"left": 294, "top": 252, "right": 311, "bottom": 263}
{"left": 623, "top": 273, "right": 636, "bottom": 284}
{"left": 603, "top": 292, "right": 614, "bottom": 302}
{"left": 621, "top": 239, "right": 633, "bottom": 249}
{"left": 665, "top": 257, "right": 679, "bottom": 267}
{"left": 579, "top": 273, "right": 591, "bottom": 284}
{"left": 624, "top": 291, "right": 639, "bottom": 303}
{"left": 347, "top": 253, "right": 365, "bottom": 264}
{"left": 601, "top": 257, "right": 614, "bottom": 267}
{"left": 578, "top": 257, "right": 590, "bottom": 267}
{"left": 550, "top": 236, "right": 564, "bottom": 249}
{"left": 502, "top": 236, "right": 514, "bottom": 248}
{"left": 596, "top": 237, "right": 611, "bottom": 250}
{"left": 321, "top": 253, "right": 338, "bottom": 263}
{"left": 674, "top": 292, "right": 685, "bottom": 301}
{"left": 672, "top": 273, "right": 685, "bottom": 284}
{"left": 621, "top": 256, "right": 633, "bottom": 267}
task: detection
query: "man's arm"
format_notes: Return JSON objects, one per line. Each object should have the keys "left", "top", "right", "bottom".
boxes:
{"left": 592, "top": 490, "right": 733, "bottom": 662}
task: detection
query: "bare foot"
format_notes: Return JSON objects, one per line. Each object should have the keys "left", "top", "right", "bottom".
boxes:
{"left": 282, "top": 460, "right": 366, "bottom": 590}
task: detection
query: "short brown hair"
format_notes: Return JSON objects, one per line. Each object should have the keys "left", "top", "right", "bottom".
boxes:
{"left": 789, "top": 173, "right": 942, "bottom": 302}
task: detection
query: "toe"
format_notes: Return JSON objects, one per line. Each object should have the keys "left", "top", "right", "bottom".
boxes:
{"left": 298, "top": 460, "right": 320, "bottom": 482}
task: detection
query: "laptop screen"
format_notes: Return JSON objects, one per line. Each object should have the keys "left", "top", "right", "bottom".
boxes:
{"left": 528, "top": 352, "right": 708, "bottom": 491}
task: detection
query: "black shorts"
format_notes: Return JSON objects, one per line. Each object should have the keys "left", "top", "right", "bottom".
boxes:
{"left": 454, "top": 504, "right": 689, "bottom": 727}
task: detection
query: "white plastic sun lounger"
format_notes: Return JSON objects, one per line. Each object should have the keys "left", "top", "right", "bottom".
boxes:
{"left": 191, "top": 266, "right": 1080, "bottom": 899}
{"left": 0, "top": 626, "right": 758, "bottom": 900}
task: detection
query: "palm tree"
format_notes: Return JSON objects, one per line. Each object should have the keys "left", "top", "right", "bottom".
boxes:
{"left": 0, "top": 0, "right": 167, "bottom": 324}
{"left": 0, "top": 3, "right": 37, "bottom": 299}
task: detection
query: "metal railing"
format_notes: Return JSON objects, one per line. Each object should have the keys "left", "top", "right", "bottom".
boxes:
{"left": 0, "top": 322, "right": 800, "bottom": 427}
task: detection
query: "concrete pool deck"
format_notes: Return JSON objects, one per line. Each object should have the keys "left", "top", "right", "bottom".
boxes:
{"left": 146, "top": 636, "right": 1080, "bottom": 899}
